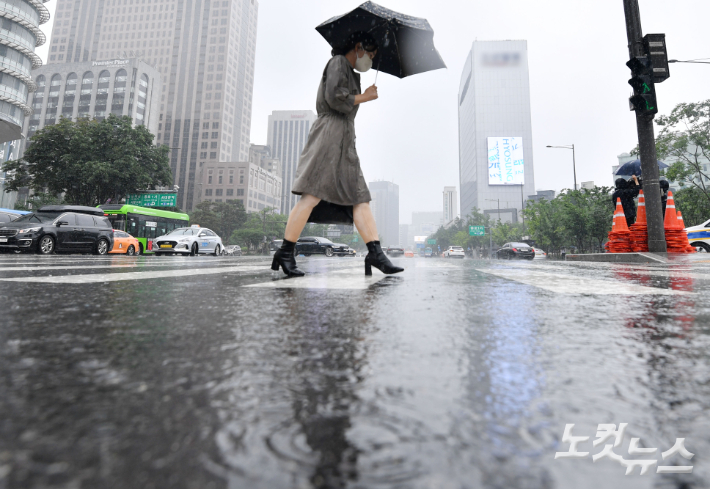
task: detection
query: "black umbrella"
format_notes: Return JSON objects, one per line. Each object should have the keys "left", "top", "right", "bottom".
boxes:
{"left": 615, "top": 159, "right": 668, "bottom": 177}
{"left": 316, "top": 1, "right": 446, "bottom": 79}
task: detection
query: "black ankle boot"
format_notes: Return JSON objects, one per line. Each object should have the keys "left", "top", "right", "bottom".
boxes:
{"left": 271, "top": 240, "right": 305, "bottom": 277}
{"left": 365, "top": 241, "right": 404, "bottom": 276}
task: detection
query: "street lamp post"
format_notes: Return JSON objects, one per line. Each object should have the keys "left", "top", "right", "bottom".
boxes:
{"left": 546, "top": 144, "right": 577, "bottom": 191}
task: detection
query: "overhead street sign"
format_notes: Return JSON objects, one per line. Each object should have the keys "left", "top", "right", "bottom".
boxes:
{"left": 427, "top": 239, "right": 436, "bottom": 245}
{"left": 469, "top": 225, "right": 485, "bottom": 236}
{"left": 126, "top": 193, "right": 177, "bottom": 207}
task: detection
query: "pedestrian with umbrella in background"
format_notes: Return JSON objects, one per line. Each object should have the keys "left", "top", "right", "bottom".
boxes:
{"left": 271, "top": 2, "right": 446, "bottom": 277}
{"left": 612, "top": 175, "right": 642, "bottom": 227}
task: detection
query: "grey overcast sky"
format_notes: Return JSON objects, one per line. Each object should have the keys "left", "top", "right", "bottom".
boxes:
{"left": 36, "top": 1, "right": 710, "bottom": 224}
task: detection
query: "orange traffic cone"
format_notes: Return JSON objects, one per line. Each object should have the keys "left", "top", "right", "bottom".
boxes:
{"left": 665, "top": 192, "right": 692, "bottom": 253}
{"left": 629, "top": 190, "right": 649, "bottom": 252}
{"left": 607, "top": 198, "right": 633, "bottom": 253}
{"left": 677, "top": 211, "right": 696, "bottom": 253}
{"left": 664, "top": 191, "right": 681, "bottom": 230}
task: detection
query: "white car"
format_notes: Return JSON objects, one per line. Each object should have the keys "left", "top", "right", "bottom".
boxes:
{"left": 685, "top": 219, "right": 710, "bottom": 253}
{"left": 153, "top": 226, "right": 224, "bottom": 256}
{"left": 443, "top": 246, "right": 465, "bottom": 258}
{"left": 533, "top": 247, "right": 547, "bottom": 259}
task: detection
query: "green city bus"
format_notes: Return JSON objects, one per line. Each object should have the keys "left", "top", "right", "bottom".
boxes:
{"left": 101, "top": 205, "right": 189, "bottom": 254}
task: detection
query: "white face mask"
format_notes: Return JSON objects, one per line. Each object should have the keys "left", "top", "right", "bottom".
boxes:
{"left": 355, "top": 49, "right": 373, "bottom": 72}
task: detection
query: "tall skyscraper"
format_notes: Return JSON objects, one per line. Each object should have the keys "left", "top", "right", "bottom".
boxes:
{"left": 45, "top": 0, "right": 259, "bottom": 211}
{"left": 0, "top": 0, "right": 51, "bottom": 207}
{"left": 443, "top": 186, "right": 458, "bottom": 223}
{"left": 266, "top": 110, "right": 316, "bottom": 214}
{"left": 368, "top": 180, "right": 399, "bottom": 247}
{"left": 458, "top": 40, "right": 535, "bottom": 222}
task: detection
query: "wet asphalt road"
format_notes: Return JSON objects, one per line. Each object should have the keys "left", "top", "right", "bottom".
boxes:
{"left": 1, "top": 253, "right": 710, "bottom": 489}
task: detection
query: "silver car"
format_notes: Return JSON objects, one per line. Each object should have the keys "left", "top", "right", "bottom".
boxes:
{"left": 154, "top": 226, "right": 224, "bottom": 256}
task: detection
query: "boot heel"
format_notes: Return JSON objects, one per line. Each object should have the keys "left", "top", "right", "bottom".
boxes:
{"left": 271, "top": 258, "right": 280, "bottom": 271}
{"left": 365, "top": 260, "right": 372, "bottom": 276}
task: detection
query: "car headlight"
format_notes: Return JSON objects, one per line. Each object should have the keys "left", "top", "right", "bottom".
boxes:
{"left": 19, "top": 227, "right": 41, "bottom": 234}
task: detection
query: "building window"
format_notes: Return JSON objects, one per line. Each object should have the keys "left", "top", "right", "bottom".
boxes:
{"left": 237, "top": 188, "right": 244, "bottom": 196}
{"left": 215, "top": 189, "right": 223, "bottom": 196}
{"left": 229, "top": 174, "right": 233, "bottom": 184}
{"left": 218, "top": 175, "right": 222, "bottom": 184}
{"left": 226, "top": 189, "right": 234, "bottom": 196}
{"left": 205, "top": 189, "right": 213, "bottom": 196}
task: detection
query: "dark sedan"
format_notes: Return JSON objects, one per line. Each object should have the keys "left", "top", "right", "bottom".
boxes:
{"left": 296, "top": 236, "right": 352, "bottom": 257}
{"left": 496, "top": 242, "right": 535, "bottom": 260}
{"left": 386, "top": 246, "right": 404, "bottom": 257}
{"left": 0, "top": 205, "right": 114, "bottom": 255}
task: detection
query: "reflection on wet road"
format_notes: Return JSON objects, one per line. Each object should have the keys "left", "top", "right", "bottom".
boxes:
{"left": 1, "top": 254, "right": 710, "bottom": 488}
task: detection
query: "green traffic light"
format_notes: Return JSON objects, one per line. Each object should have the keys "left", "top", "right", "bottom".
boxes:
{"left": 642, "top": 83, "right": 651, "bottom": 93}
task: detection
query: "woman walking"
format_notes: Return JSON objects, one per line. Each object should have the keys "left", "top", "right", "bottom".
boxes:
{"left": 272, "top": 32, "right": 404, "bottom": 278}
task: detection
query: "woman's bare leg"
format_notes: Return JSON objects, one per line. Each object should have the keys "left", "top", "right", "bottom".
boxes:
{"left": 284, "top": 194, "right": 321, "bottom": 242}
{"left": 353, "top": 202, "right": 379, "bottom": 243}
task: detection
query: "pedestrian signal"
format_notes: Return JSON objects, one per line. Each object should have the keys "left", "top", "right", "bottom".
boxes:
{"left": 626, "top": 56, "right": 658, "bottom": 116}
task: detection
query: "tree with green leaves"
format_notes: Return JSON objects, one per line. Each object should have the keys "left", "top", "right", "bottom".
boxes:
{"left": 2, "top": 115, "right": 172, "bottom": 206}
{"left": 674, "top": 186, "right": 710, "bottom": 227}
{"left": 190, "top": 199, "right": 248, "bottom": 241}
{"left": 654, "top": 100, "right": 710, "bottom": 204}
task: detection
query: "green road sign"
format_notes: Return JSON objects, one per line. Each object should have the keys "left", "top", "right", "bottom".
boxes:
{"left": 469, "top": 225, "right": 485, "bottom": 236}
{"left": 427, "top": 239, "right": 436, "bottom": 245}
{"left": 126, "top": 193, "right": 177, "bottom": 207}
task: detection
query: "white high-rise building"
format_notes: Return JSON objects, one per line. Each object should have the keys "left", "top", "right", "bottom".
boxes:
{"left": 458, "top": 40, "right": 535, "bottom": 223}
{"left": 266, "top": 110, "right": 316, "bottom": 214}
{"left": 368, "top": 180, "right": 399, "bottom": 247}
{"left": 443, "top": 186, "right": 458, "bottom": 223}
{"left": 45, "top": 0, "right": 259, "bottom": 211}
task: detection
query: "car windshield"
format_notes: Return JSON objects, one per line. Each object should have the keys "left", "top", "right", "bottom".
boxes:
{"left": 167, "top": 228, "right": 198, "bottom": 236}
{"left": 511, "top": 242, "right": 529, "bottom": 248}
{"left": 11, "top": 213, "right": 55, "bottom": 223}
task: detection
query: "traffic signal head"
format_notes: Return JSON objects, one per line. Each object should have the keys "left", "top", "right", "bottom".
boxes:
{"left": 626, "top": 56, "right": 658, "bottom": 116}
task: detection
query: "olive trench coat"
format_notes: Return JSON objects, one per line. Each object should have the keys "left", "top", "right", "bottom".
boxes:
{"left": 291, "top": 55, "right": 372, "bottom": 206}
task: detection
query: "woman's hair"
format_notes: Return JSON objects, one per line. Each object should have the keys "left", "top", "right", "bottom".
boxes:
{"left": 660, "top": 179, "right": 670, "bottom": 191}
{"left": 331, "top": 31, "right": 379, "bottom": 57}
{"left": 615, "top": 178, "right": 628, "bottom": 189}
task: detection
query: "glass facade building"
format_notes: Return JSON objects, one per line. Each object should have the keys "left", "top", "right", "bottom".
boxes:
{"left": 46, "top": 0, "right": 259, "bottom": 211}
{"left": 458, "top": 40, "right": 535, "bottom": 223}
{"left": 368, "top": 180, "right": 400, "bottom": 248}
{"left": 266, "top": 110, "right": 316, "bottom": 214}
{"left": 0, "top": 0, "right": 49, "bottom": 143}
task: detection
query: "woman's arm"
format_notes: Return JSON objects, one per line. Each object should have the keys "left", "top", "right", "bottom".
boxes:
{"left": 355, "top": 85, "right": 378, "bottom": 105}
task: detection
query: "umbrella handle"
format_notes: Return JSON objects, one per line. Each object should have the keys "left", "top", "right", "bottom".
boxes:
{"left": 374, "top": 57, "right": 381, "bottom": 85}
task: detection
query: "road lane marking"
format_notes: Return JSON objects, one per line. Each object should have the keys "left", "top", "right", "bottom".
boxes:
{"left": 0, "top": 266, "right": 267, "bottom": 284}
{"left": 479, "top": 268, "right": 690, "bottom": 295}
{"left": 245, "top": 267, "right": 387, "bottom": 290}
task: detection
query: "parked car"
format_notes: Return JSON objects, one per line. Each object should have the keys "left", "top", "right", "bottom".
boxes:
{"left": 222, "top": 245, "right": 242, "bottom": 256}
{"left": 154, "top": 226, "right": 224, "bottom": 256}
{"left": 0, "top": 208, "right": 29, "bottom": 223}
{"left": 296, "top": 236, "right": 351, "bottom": 257}
{"left": 0, "top": 205, "right": 114, "bottom": 255}
{"left": 443, "top": 246, "right": 466, "bottom": 258}
{"left": 496, "top": 242, "right": 535, "bottom": 260}
{"left": 386, "top": 246, "right": 404, "bottom": 257}
{"left": 533, "top": 247, "right": 547, "bottom": 260}
{"left": 404, "top": 250, "right": 415, "bottom": 258}
{"left": 110, "top": 230, "right": 140, "bottom": 255}
{"left": 685, "top": 219, "right": 710, "bottom": 253}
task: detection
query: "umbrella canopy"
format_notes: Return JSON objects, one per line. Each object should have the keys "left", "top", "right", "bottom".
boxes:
{"left": 615, "top": 159, "right": 669, "bottom": 177}
{"left": 316, "top": 1, "right": 446, "bottom": 79}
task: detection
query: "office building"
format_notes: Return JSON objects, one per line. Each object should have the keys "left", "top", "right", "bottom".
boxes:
{"left": 368, "top": 180, "right": 399, "bottom": 247}
{"left": 0, "top": 0, "right": 50, "bottom": 143}
{"left": 249, "top": 143, "right": 281, "bottom": 176}
{"left": 581, "top": 181, "right": 595, "bottom": 190}
{"left": 200, "top": 159, "right": 281, "bottom": 213}
{"left": 443, "top": 186, "right": 458, "bottom": 223}
{"left": 409, "top": 211, "right": 443, "bottom": 244}
{"left": 22, "top": 59, "right": 160, "bottom": 146}
{"left": 266, "top": 110, "right": 316, "bottom": 214}
{"left": 46, "top": 0, "right": 259, "bottom": 211}
{"left": 458, "top": 40, "right": 535, "bottom": 223}
{"left": 528, "top": 190, "right": 555, "bottom": 203}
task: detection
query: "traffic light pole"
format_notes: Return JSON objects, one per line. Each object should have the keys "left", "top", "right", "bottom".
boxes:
{"left": 623, "top": 0, "right": 667, "bottom": 253}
